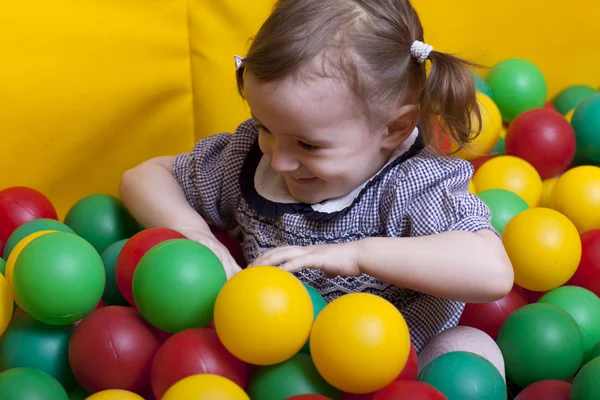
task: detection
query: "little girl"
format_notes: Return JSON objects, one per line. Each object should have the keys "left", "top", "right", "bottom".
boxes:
{"left": 120, "top": 0, "right": 513, "bottom": 352}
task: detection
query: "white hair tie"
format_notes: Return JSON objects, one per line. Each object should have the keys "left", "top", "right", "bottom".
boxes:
{"left": 410, "top": 40, "right": 433, "bottom": 64}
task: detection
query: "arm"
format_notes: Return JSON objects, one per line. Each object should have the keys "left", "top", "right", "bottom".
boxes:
{"left": 357, "top": 229, "right": 514, "bottom": 303}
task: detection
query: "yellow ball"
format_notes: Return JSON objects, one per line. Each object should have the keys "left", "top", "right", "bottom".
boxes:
{"left": 565, "top": 108, "right": 575, "bottom": 123}
{"left": 502, "top": 207, "right": 581, "bottom": 292}
{"left": 309, "top": 293, "right": 411, "bottom": 394}
{"left": 5, "top": 230, "right": 56, "bottom": 290}
{"left": 213, "top": 266, "right": 313, "bottom": 365}
{"left": 499, "top": 126, "right": 507, "bottom": 139}
{"left": 0, "top": 274, "right": 14, "bottom": 336}
{"left": 161, "top": 374, "right": 250, "bottom": 400}
{"left": 453, "top": 92, "right": 503, "bottom": 160}
{"left": 551, "top": 166, "right": 600, "bottom": 234}
{"left": 85, "top": 390, "right": 144, "bottom": 400}
{"left": 468, "top": 180, "right": 476, "bottom": 194}
{"left": 473, "top": 155, "right": 543, "bottom": 207}
{"left": 540, "top": 177, "right": 559, "bottom": 208}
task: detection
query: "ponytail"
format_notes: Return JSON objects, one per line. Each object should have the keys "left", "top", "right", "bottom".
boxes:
{"left": 419, "top": 51, "right": 482, "bottom": 154}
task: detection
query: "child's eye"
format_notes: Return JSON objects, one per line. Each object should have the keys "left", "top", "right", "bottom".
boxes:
{"left": 298, "top": 141, "right": 320, "bottom": 152}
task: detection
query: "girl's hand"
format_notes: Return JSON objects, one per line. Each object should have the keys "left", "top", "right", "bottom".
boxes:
{"left": 250, "top": 242, "right": 361, "bottom": 278}
{"left": 178, "top": 228, "right": 242, "bottom": 279}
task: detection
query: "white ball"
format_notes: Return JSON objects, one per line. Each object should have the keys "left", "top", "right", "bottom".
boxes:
{"left": 418, "top": 326, "right": 506, "bottom": 381}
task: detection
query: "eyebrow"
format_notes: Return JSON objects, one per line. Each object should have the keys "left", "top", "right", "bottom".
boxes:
{"left": 250, "top": 112, "right": 333, "bottom": 147}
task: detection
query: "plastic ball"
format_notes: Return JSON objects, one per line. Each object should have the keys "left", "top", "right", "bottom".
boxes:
{"left": 116, "top": 227, "right": 186, "bottom": 306}
{"left": 471, "top": 70, "right": 493, "bottom": 99}
{"left": 418, "top": 351, "right": 506, "bottom": 400}
{"left": 100, "top": 239, "right": 129, "bottom": 306}
{"left": 502, "top": 207, "right": 581, "bottom": 291}
{"left": 567, "top": 230, "right": 600, "bottom": 296}
{"left": 0, "top": 314, "right": 76, "bottom": 389}
{"left": 133, "top": 239, "right": 226, "bottom": 333}
{"left": 161, "top": 374, "right": 250, "bottom": 400}
{"left": 471, "top": 154, "right": 496, "bottom": 174}
{"left": 287, "top": 396, "right": 334, "bottom": 400}
{"left": 85, "top": 390, "right": 145, "bottom": 400}
{"left": 247, "top": 353, "right": 341, "bottom": 400}
{"left": 3, "top": 218, "right": 74, "bottom": 259}
{"left": 64, "top": 194, "right": 139, "bottom": 254}
{"left": 514, "top": 380, "right": 571, "bottom": 400}
{"left": 540, "top": 177, "right": 558, "bottom": 208}
{"left": 0, "top": 186, "right": 58, "bottom": 256}
{"left": 5, "top": 229, "right": 56, "bottom": 290}
{"left": 572, "top": 93, "right": 600, "bottom": 163}
{"left": 452, "top": 93, "right": 502, "bottom": 160}
{"left": 496, "top": 303, "right": 584, "bottom": 387}
{"left": 458, "top": 285, "right": 528, "bottom": 340}
{"left": 0, "top": 257, "right": 5, "bottom": 275}
{"left": 491, "top": 136, "right": 505, "bottom": 155}
{"left": 68, "top": 306, "right": 161, "bottom": 394}
{"left": 372, "top": 381, "right": 448, "bottom": 400}
{"left": 310, "top": 293, "right": 410, "bottom": 394}
{"left": 486, "top": 58, "right": 547, "bottom": 122}
{"left": 213, "top": 266, "right": 313, "bottom": 365}
{"left": 476, "top": 189, "right": 528, "bottom": 234}
{"left": 0, "top": 367, "right": 69, "bottom": 400}
{"left": 505, "top": 108, "right": 576, "bottom": 179}
{"left": 571, "top": 356, "right": 600, "bottom": 400}
{"left": 538, "top": 286, "right": 600, "bottom": 364}
{"left": 150, "top": 328, "right": 249, "bottom": 399}
{"left": 551, "top": 166, "right": 600, "bottom": 233}
{"left": 565, "top": 108, "right": 575, "bottom": 123}
{"left": 553, "top": 85, "right": 597, "bottom": 115}
{"left": 300, "top": 283, "right": 327, "bottom": 355}
{"left": 472, "top": 155, "right": 543, "bottom": 207}
{"left": 418, "top": 326, "right": 506, "bottom": 381}
{"left": 13, "top": 232, "right": 105, "bottom": 324}
{"left": 468, "top": 180, "right": 476, "bottom": 194}
{"left": 0, "top": 273, "right": 13, "bottom": 335}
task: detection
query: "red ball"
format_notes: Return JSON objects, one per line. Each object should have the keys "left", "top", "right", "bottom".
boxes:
{"left": 116, "top": 227, "right": 185, "bottom": 305}
{"left": 68, "top": 306, "right": 161, "bottom": 394}
{"left": 210, "top": 227, "right": 246, "bottom": 266}
{"left": 470, "top": 155, "right": 496, "bottom": 173}
{"left": 372, "top": 381, "right": 448, "bottom": 400}
{"left": 0, "top": 186, "right": 58, "bottom": 254}
{"left": 514, "top": 380, "right": 571, "bottom": 400}
{"left": 458, "top": 285, "right": 528, "bottom": 340}
{"left": 566, "top": 229, "right": 600, "bottom": 296}
{"left": 543, "top": 102, "right": 557, "bottom": 111}
{"left": 505, "top": 108, "right": 576, "bottom": 179}
{"left": 286, "top": 396, "right": 333, "bottom": 400}
{"left": 150, "top": 328, "right": 249, "bottom": 399}
{"left": 342, "top": 342, "right": 419, "bottom": 400}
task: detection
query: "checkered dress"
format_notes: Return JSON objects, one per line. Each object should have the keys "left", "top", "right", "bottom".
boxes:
{"left": 173, "top": 119, "right": 494, "bottom": 352}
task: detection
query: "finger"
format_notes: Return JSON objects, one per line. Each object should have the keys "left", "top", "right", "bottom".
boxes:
{"left": 279, "top": 253, "right": 321, "bottom": 273}
{"left": 251, "top": 247, "right": 305, "bottom": 267}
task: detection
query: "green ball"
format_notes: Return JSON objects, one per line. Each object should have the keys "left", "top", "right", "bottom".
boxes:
{"left": 64, "top": 194, "right": 139, "bottom": 254}
{"left": 587, "top": 341, "right": 600, "bottom": 364}
{"left": 571, "top": 356, "right": 600, "bottom": 400}
{"left": 67, "top": 388, "right": 90, "bottom": 400}
{"left": 572, "top": 93, "right": 600, "bottom": 163}
{"left": 133, "top": 239, "right": 227, "bottom": 333}
{"left": 100, "top": 239, "right": 129, "bottom": 306}
{"left": 13, "top": 232, "right": 106, "bottom": 325}
{"left": 299, "top": 283, "right": 327, "bottom": 355}
{"left": 0, "top": 314, "right": 77, "bottom": 390}
{"left": 496, "top": 303, "right": 584, "bottom": 387}
{"left": 538, "top": 286, "right": 600, "bottom": 364}
{"left": 491, "top": 136, "right": 506, "bottom": 156}
{"left": 476, "top": 189, "right": 529, "bottom": 234}
{"left": 0, "top": 257, "right": 5, "bottom": 275}
{"left": 487, "top": 58, "right": 547, "bottom": 123}
{"left": 552, "top": 85, "right": 597, "bottom": 115}
{"left": 3, "top": 218, "right": 75, "bottom": 259}
{"left": 417, "top": 351, "right": 506, "bottom": 400}
{"left": 0, "top": 367, "right": 69, "bottom": 400}
{"left": 471, "top": 70, "right": 493, "bottom": 99}
{"left": 247, "top": 353, "right": 341, "bottom": 400}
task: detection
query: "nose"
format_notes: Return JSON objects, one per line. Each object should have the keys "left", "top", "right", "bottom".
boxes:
{"left": 270, "top": 147, "right": 300, "bottom": 173}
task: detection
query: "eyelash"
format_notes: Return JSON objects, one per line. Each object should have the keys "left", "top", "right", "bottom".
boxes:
{"left": 257, "top": 124, "right": 320, "bottom": 152}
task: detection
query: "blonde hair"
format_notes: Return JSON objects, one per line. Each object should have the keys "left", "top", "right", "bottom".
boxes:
{"left": 236, "top": 0, "right": 481, "bottom": 151}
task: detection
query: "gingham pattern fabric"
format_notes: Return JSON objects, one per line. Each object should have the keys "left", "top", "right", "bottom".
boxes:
{"left": 173, "top": 119, "right": 495, "bottom": 352}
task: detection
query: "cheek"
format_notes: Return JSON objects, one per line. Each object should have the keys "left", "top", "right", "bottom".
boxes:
{"left": 258, "top": 133, "right": 272, "bottom": 156}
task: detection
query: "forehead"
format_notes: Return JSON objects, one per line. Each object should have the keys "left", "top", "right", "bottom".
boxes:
{"left": 244, "top": 71, "right": 363, "bottom": 134}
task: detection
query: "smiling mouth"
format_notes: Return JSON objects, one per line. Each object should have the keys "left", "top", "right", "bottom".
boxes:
{"left": 289, "top": 176, "right": 317, "bottom": 183}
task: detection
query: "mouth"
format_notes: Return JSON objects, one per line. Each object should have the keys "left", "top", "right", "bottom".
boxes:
{"left": 288, "top": 176, "right": 318, "bottom": 184}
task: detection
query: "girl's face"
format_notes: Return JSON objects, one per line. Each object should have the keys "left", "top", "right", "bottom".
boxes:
{"left": 245, "top": 72, "right": 394, "bottom": 204}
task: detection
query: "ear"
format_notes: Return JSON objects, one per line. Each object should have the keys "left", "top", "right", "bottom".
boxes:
{"left": 382, "top": 104, "right": 419, "bottom": 150}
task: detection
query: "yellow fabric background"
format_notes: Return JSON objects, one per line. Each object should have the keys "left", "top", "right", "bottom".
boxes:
{"left": 1, "top": 0, "right": 598, "bottom": 217}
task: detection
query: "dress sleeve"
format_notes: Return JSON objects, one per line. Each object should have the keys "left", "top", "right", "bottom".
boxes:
{"left": 172, "top": 119, "right": 258, "bottom": 230}
{"left": 381, "top": 150, "right": 497, "bottom": 238}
